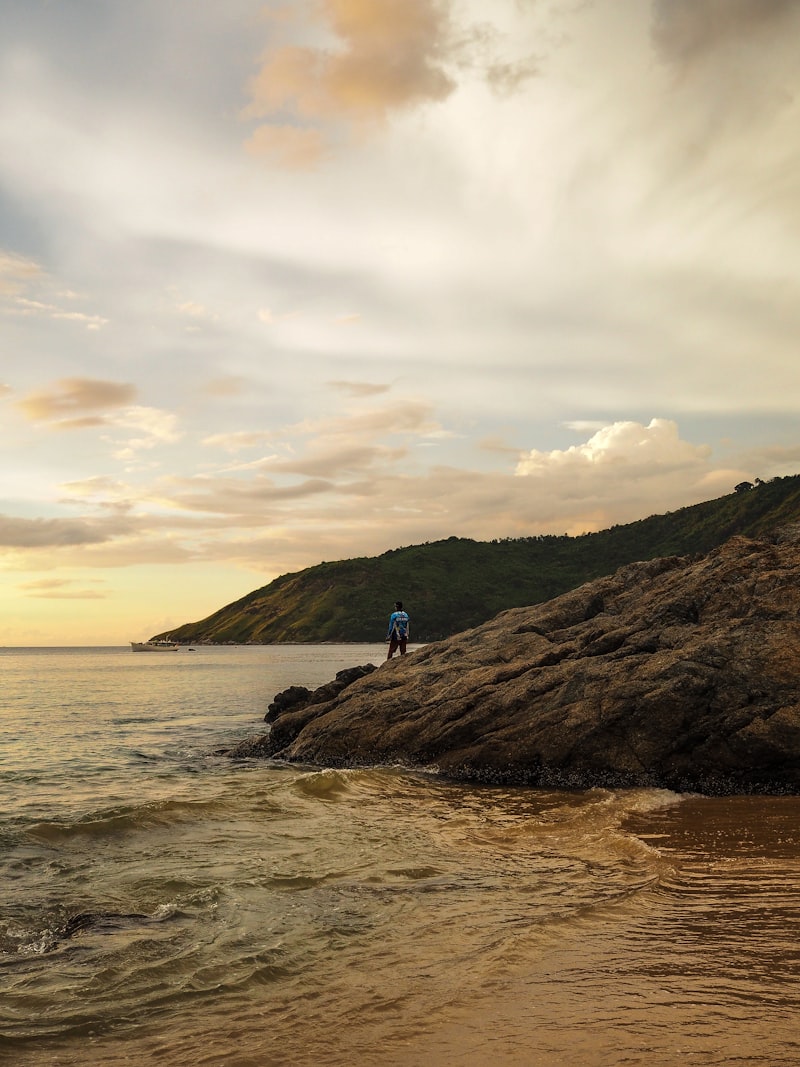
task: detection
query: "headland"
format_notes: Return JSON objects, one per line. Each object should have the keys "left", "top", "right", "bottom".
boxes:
{"left": 227, "top": 528, "right": 800, "bottom": 795}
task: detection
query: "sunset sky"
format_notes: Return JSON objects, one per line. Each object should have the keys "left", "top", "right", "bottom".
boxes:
{"left": 2, "top": 0, "right": 799, "bottom": 645}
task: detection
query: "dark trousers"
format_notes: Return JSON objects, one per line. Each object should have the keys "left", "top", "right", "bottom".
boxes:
{"left": 387, "top": 636, "right": 407, "bottom": 659}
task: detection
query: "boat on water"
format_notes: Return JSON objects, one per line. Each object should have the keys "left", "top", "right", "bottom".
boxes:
{"left": 130, "top": 640, "right": 180, "bottom": 652}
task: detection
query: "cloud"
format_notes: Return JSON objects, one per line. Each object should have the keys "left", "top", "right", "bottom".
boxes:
{"left": 328, "top": 380, "right": 391, "bottom": 397}
{"left": 299, "top": 399, "right": 442, "bottom": 440}
{"left": 245, "top": 0, "right": 535, "bottom": 165}
{"left": 0, "top": 250, "right": 43, "bottom": 295}
{"left": 163, "top": 415, "right": 734, "bottom": 546}
{"left": 143, "top": 441, "right": 740, "bottom": 570}
{"left": 199, "top": 377, "right": 248, "bottom": 398}
{"left": 161, "top": 473, "right": 336, "bottom": 518}
{"left": 647, "top": 0, "right": 800, "bottom": 166}
{"left": 3, "top": 2, "right": 800, "bottom": 649}
{"left": 265, "top": 443, "right": 406, "bottom": 479}
{"left": 516, "top": 419, "right": 710, "bottom": 478}
{"left": 242, "top": 1, "right": 544, "bottom": 166}
{"left": 18, "top": 381, "right": 181, "bottom": 457}
{"left": 246, "top": 0, "right": 456, "bottom": 125}
{"left": 478, "top": 435, "right": 521, "bottom": 457}
{"left": 107, "top": 406, "right": 182, "bottom": 459}
{"left": 11, "top": 297, "right": 108, "bottom": 329}
{"left": 562, "top": 420, "right": 608, "bottom": 434}
{"left": 19, "top": 578, "right": 107, "bottom": 600}
{"left": 157, "top": 398, "right": 448, "bottom": 516}
{"left": 176, "top": 300, "right": 217, "bottom": 320}
{"left": 59, "top": 476, "right": 134, "bottom": 504}
{"left": 0, "top": 250, "right": 107, "bottom": 326}
{"left": 17, "top": 378, "right": 138, "bottom": 426}
{"left": 174, "top": 413, "right": 743, "bottom": 555}
{"left": 485, "top": 55, "right": 539, "bottom": 96}
{"left": 202, "top": 430, "right": 277, "bottom": 453}
{"left": 13, "top": 374, "right": 179, "bottom": 456}
{"left": 0, "top": 514, "right": 119, "bottom": 549}
{"left": 511, "top": 420, "right": 733, "bottom": 530}
{"left": 737, "top": 442, "right": 800, "bottom": 480}
{"left": 244, "top": 122, "right": 329, "bottom": 168}
{"left": 651, "top": 0, "right": 797, "bottom": 64}
{"left": 0, "top": 399, "right": 760, "bottom": 586}
{"left": 265, "top": 399, "right": 445, "bottom": 476}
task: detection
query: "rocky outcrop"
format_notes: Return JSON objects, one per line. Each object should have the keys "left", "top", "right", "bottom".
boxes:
{"left": 265, "top": 664, "right": 377, "bottom": 722}
{"left": 228, "top": 529, "right": 800, "bottom": 794}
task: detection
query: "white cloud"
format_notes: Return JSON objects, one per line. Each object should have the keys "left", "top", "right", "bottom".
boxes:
{"left": 512, "top": 420, "right": 730, "bottom": 530}
{"left": 106, "top": 406, "right": 183, "bottom": 459}
{"left": 516, "top": 419, "right": 710, "bottom": 477}
{"left": 202, "top": 430, "right": 277, "bottom": 453}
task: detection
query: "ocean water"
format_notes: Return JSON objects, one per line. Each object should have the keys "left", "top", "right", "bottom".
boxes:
{"left": 2, "top": 645, "right": 800, "bottom": 1067}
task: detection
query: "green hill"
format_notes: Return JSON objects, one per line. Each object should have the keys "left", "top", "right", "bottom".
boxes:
{"left": 155, "top": 475, "right": 800, "bottom": 645}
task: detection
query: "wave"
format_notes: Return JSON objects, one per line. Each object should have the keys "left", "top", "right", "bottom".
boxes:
{"left": 261, "top": 771, "right": 688, "bottom": 933}
{"left": 289, "top": 768, "right": 358, "bottom": 800}
{"left": 23, "top": 795, "right": 243, "bottom": 843}
{"left": 2, "top": 908, "right": 164, "bottom": 959}
{"left": 0, "top": 884, "right": 224, "bottom": 963}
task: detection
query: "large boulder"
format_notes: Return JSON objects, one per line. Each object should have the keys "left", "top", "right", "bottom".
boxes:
{"left": 228, "top": 529, "right": 800, "bottom": 794}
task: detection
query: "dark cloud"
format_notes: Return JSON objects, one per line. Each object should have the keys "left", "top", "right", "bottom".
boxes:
{"left": 328, "top": 380, "right": 391, "bottom": 397}
{"left": 267, "top": 444, "right": 405, "bottom": 479}
{"left": 166, "top": 476, "right": 335, "bottom": 516}
{"left": 651, "top": 0, "right": 798, "bottom": 62}
{"left": 0, "top": 515, "right": 114, "bottom": 548}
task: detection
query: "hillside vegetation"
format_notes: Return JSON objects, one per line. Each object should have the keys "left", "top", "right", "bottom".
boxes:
{"left": 155, "top": 475, "right": 800, "bottom": 645}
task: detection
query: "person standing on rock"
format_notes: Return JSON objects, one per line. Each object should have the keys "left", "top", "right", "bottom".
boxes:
{"left": 386, "top": 601, "right": 410, "bottom": 659}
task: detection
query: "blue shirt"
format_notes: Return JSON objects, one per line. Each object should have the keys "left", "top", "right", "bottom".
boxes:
{"left": 387, "top": 610, "right": 409, "bottom": 640}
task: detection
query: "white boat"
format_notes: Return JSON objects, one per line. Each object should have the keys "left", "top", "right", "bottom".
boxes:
{"left": 130, "top": 640, "right": 180, "bottom": 652}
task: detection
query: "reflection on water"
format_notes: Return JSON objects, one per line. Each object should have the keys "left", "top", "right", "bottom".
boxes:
{"left": 2, "top": 647, "right": 800, "bottom": 1066}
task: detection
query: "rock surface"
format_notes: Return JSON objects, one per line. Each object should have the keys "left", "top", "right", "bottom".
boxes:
{"left": 228, "top": 530, "right": 800, "bottom": 794}
{"left": 264, "top": 664, "right": 377, "bottom": 722}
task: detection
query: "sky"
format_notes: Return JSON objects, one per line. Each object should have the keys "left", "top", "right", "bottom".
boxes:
{"left": 2, "top": 0, "right": 800, "bottom": 645}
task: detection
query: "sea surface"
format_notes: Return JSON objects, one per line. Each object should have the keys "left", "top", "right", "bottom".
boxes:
{"left": 2, "top": 645, "right": 800, "bottom": 1067}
